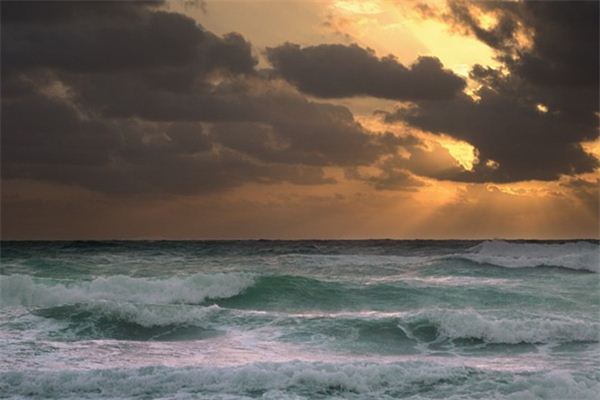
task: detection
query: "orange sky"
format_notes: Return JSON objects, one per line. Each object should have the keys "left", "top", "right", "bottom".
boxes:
{"left": 1, "top": 0, "right": 598, "bottom": 239}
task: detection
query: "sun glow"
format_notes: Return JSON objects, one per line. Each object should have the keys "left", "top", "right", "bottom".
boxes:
{"left": 326, "top": 0, "right": 498, "bottom": 75}
{"left": 536, "top": 104, "right": 548, "bottom": 113}
{"left": 437, "top": 136, "right": 479, "bottom": 171}
{"left": 334, "top": 0, "right": 382, "bottom": 15}
{"left": 581, "top": 137, "right": 600, "bottom": 161}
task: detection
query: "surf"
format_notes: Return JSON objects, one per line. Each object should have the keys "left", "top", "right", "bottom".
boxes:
{"left": 451, "top": 240, "right": 600, "bottom": 272}
{"left": 2, "top": 361, "right": 598, "bottom": 400}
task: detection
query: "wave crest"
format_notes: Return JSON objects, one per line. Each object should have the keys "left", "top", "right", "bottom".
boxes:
{"left": 0, "top": 273, "right": 256, "bottom": 308}
{"left": 455, "top": 240, "right": 599, "bottom": 272}
{"left": 402, "top": 309, "right": 599, "bottom": 344}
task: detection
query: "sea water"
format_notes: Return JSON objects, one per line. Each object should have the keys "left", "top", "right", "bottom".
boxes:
{"left": 0, "top": 240, "right": 598, "bottom": 399}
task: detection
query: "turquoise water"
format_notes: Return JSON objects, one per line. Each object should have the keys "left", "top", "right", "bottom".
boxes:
{"left": 1, "top": 240, "right": 598, "bottom": 399}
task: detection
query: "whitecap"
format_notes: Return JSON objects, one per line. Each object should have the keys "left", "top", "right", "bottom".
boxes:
{"left": 454, "top": 240, "right": 599, "bottom": 272}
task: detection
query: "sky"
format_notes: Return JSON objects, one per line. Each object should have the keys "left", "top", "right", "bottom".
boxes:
{"left": 1, "top": 0, "right": 598, "bottom": 240}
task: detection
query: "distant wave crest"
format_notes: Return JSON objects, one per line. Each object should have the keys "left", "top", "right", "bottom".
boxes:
{"left": 453, "top": 240, "right": 599, "bottom": 272}
{"left": 401, "top": 309, "right": 599, "bottom": 344}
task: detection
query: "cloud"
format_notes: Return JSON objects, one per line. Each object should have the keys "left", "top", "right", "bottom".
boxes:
{"left": 385, "top": 75, "right": 598, "bottom": 182}
{"left": 266, "top": 43, "right": 466, "bottom": 100}
{"left": 1, "top": 1, "right": 256, "bottom": 94}
{"left": 560, "top": 176, "right": 600, "bottom": 219}
{"left": 1, "top": 1, "right": 417, "bottom": 195}
{"left": 345, "top": 138, "right": 462, "bottom": 190}
{"left": 4, "top": 0, "right": 595, "bottom": 202}
{"left": 1, "top": 90, "right": 342, "bottom": 195}
{"left": 445, "top": 0, "right": 599, "bottom": 88}
{"left": 383, "top": 0, "right": 600, "bottom": 183}
{"left": 347, "top": 166, "right": 426, "bottom": 192}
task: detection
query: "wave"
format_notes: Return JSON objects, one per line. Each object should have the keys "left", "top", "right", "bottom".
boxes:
{"left": 19, "top": 299, "right": 599, "bottom": 345}
{"left": 29, "top": 303, "right": 224, "bottom": 341}
{"left": 277, "top": 309, "right": 599, "bottom": 346}
{"left": 1, "top": 361, "right": 598, "bottom": 400}
{"left": 453, "top": 240, "right": 600, "bottom": 272}
{"left": 0, "top": 273, "right": 463, "bottom": 312}
{"left": 399, "top": 309, "right": 599, "bottom": 344}
{"left": 2, "top": 273, "right": 538, "bottom": 323}
{"left": 0, "top": 273, "right": 256, "bottom": 307}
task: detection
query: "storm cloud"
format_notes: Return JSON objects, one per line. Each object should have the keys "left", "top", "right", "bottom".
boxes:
{"left": 266, "top": 43, "right": 466, "bottom": 100}
{"left": 1, "top": 0, "right": 598, "bottom": 199}
{"left": 1, "top": 1, "right": 406, "bottom": 195}
{"left": 382, "top": 0, "right": 600, "bottom": 183}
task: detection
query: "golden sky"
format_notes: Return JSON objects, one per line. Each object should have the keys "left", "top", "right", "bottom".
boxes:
{"left": 1, "top": 0, "right": 598, "bottom": 239}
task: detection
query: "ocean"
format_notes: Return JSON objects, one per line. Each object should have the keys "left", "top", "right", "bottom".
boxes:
{"left": 0, "top": 240, "right": 598, "bottom": 399}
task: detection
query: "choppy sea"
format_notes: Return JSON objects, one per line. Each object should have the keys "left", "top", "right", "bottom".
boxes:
{"left": 1, "top": 240, "right": 599, "bottom": 399}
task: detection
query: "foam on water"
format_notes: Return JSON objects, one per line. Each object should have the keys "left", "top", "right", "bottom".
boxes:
{"left": 1, "top": 361, "right": 598, "bottom": 400}
{"left": 400, "top": 309, "right": 600, "bottom": 344}
{"left": 13, "top": 303, "right": 596, "bottom": 347}
{"left": 1, "top": 240, "right": 599, "bottom": 399}
{"left": 0, "top": 273, "right": 256, "bottom": 307}
{"left": 457, "top": 240, "right": 600, "bottom": 272}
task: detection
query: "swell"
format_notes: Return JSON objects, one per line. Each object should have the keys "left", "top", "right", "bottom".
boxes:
{"left": 3, "top": 272, "right": 597, "bottom": 345}
{"left": 1, "top": 273, "right": 541, "bottom": 311}
{"left": 3, "top": 240, "right": 597, "bottom": 275}
{"left": 2, "top": 272, "right": 593, "bottom": 320}
{"left": 30, "top": 303, "right": 226, "bottom": 341}
{"left": 19, "top": 302, "right": 600, "bottom": 346}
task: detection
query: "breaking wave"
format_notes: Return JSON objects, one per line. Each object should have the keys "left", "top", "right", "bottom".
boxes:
{"left": 0, "top": 273, "right": 256, "bottom": 307}
{"left": 15, "top": 301, "right": 600, "bottom": 346}
{"left": 1, "top": 362, "right": 598, "bottom": 400}
{"left": 399, "top": 309, "right": 599, "bottom": 344}
{"left": 453, "top": 240, "right": 599, "bottom": 272}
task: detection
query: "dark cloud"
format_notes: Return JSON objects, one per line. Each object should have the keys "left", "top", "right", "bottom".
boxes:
{"left": 266, "top": 43, "right": 466, "bottom": 100}
{"left": 345, "top": 137, "right": 463, "bottom": 190}
{"left": 446, "top": 0, "right": 599, "bottom": 88}
{"left": 2, "top": 2, "right": 255, "bottom": 77}
{"left": 1, "top": 1, "right": 413, "bottom": 195}
{"left": 2, "top": 94, "right": 118, "bottom": 167}
{"left": 1, "top": 91, "right": 336, "bottom": 195}
{"left": 4, "top": 0, "right": 594, "bottom": 201}
{"left": 0, "top": 1, "right": 163, "bottom": 24}
{"left": 346, "top": 162, "right": 425, "bottom": 192}
{"left": 383, "top": 0, "right": 599, "bottom": 183}
{"left": 385, "top": 73, "right": 598, "bottom": 182}
{"left": 208, "top": 90, "right": 395, "bottom": 166}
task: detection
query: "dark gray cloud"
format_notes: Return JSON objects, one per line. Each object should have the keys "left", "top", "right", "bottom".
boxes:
{"left": 446, "top": 0, "right": 599, "bottom": 88}
{"left": 382, "top": 0, "right": 599, "bottom": 183}
{"left": 3, "top": 0, "right": 595, "bottom": 199}
{"left": 346, "top": 162, "right": 425, "bottom": 192}
{"left": 1, "top": 91, "right": 337, "bottom": 195}
{"left": 266, "top": 43, "right": 466, "bottom": 100}
{"left": 2, "top": 1, "right": 256, "bottom": 82}
{"left": 1, "top": 1, "right": 412, "bottom": 195}
{"left": 0, "top": 1, "right": 163, "bottom": 24}
{"left": 2, "top": 94, "right": 118, "bottom": 167}
{"left": 385, "top": 69, "right": 598, "bottom": 182}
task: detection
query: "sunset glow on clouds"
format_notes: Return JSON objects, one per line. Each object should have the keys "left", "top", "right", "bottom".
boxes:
{"left": 1, "top": 0, "right": 598, "bottom": 239}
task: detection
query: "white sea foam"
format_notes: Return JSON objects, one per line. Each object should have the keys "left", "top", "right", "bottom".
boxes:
{"left": 403, "top": 308, "right": 600, "bottom": 344}
{"left": 0, "top": 273, "right": 256, "bottom": 308}
{"left": 1, "top": 361, "right": 598, "bottom": 400}
{"left": 456, "top": 240, "right": 600, "bottom": 272}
